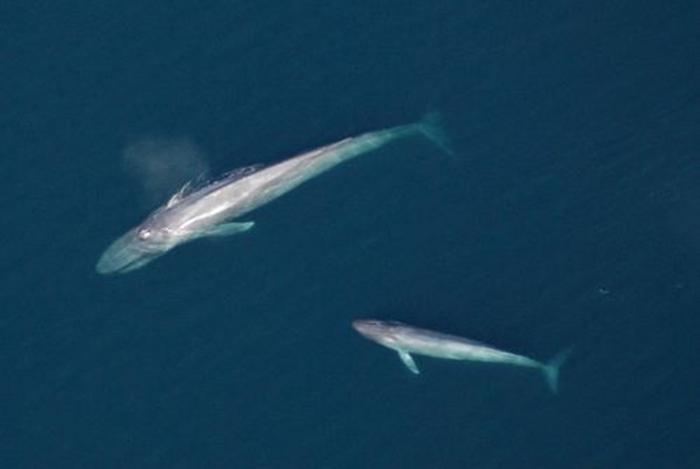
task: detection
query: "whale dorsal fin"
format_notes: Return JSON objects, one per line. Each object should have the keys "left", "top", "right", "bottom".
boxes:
{"left": 398, "top": 350, "right": 420, "bottom": 374}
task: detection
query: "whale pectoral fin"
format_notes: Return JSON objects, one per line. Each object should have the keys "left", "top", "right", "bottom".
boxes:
{"left": 398, "top": 350, "right": 420, "bottom": 374}
{"left": 197, "top": 221, "right": 255, "bottom": 238}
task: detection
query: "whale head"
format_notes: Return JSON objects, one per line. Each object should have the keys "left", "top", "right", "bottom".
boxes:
{"left": 352, "top": 319, "right": 406, "bottom": 344}
{"left": 96, "top": 221, "right": 179, "bottom": 275}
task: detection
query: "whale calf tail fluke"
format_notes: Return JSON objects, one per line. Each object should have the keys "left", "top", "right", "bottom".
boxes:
{"left": 542, "top": 347, "right": 573, "bottom": 394}
{"left": 416, "top": 112, "right": 455, "bottom": 158}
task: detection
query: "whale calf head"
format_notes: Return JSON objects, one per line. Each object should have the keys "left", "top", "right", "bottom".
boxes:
{"left": 352, "top": 319, "right": 407, "bottom": 344}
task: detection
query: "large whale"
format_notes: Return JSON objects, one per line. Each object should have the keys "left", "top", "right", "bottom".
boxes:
{"left": 97, "top": 114, "right": 448, "bottom": 274}
{"left": 352, "top": 319, "right": 571, "bottom": 393}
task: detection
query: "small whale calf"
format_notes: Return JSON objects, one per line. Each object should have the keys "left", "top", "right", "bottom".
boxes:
{"left": 97, "top": 114, "right": 449, "bottom": 274}
{"left": 353, "top": 319, "right": 571, "bottom": 393}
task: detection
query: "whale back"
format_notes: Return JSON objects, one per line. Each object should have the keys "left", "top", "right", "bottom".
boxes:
{"left": 166, "top": 164, "right": 266, "bottom": 208}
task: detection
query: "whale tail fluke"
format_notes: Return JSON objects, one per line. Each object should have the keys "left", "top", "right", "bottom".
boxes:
{"left": 542, "top": 347, "right": 573, "bottom": 394}
{"left": 416, "top": 112, "right": 455, "bottom": 158}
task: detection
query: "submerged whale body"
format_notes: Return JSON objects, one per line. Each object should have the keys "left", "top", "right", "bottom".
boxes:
{"left": 353, "top": 319, "right": 571, "bottom": 393}
{"left": 97, "top": 114, "right": 449, "bottom": 274}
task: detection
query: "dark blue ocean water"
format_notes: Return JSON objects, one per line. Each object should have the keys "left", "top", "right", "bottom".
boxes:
{"left": 2, "top": 1, "right": 699, "bottom": 467}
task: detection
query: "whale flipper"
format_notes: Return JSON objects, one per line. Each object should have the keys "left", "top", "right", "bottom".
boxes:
{"left": 195, "top": 221, "right": 255, "bottom": 238}
{"left": 398, "top": 350, "right": 420, "bottom": 374}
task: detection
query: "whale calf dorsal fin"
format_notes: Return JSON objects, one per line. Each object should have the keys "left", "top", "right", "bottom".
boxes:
{"left": 398, "top": 350, "right": 420, "bottom": 374}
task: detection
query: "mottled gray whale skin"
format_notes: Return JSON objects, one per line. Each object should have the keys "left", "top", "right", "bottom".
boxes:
{"left": 353, "top": 319, "right": 570, "bottom": 393}
{"left": 97, "top": 115, "right": 447, "bottom": 274}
